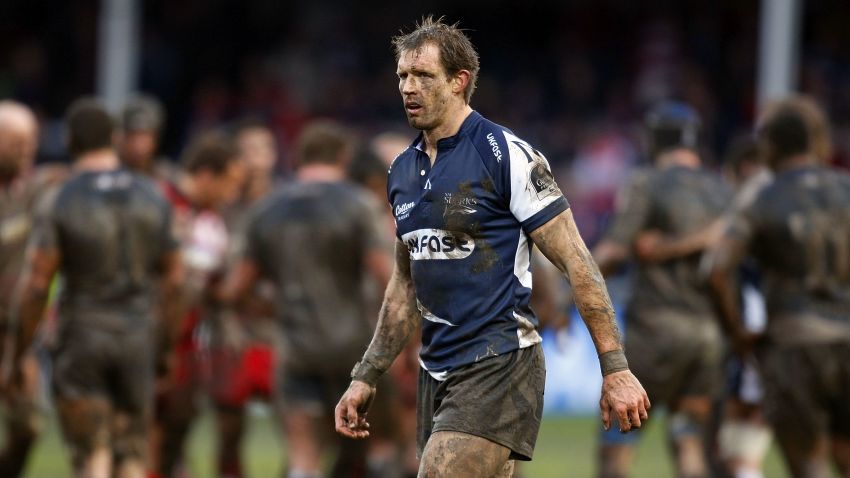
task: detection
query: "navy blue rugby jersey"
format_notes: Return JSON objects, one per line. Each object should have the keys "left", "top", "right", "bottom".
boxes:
{"left": 388, "top": 111, "right": 569, "bottom": 379}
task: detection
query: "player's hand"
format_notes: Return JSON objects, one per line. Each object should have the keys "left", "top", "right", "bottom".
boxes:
{"left": 334, "top": 380, "right": 376, "bottom": 439}
{"left": 600, "top": 370, "right": 650, "bottom": 433}
{"left": 634, "top": 230, "right": 665, "bottom": 262}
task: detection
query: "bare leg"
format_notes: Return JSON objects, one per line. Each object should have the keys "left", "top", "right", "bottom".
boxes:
{"left": 56, "top": 397, "right": 112, "bottom": 478}
{"left": 216, "top": 405, "right": 246, "bottom": 478}
{"left": 418, "top": 431, "right": 511, "bottom": 478}
{"left": 597, "top": 443, "right": 635, "bottom": 478}
{"left": 282, "top": 409, "right": 323, "bottom": 476}
{"left": 669, "top": 397, "right": 712, "bottom": 478}
{"left": 0, "top": 353, "right": 42, "bottom": 477}
{"left": 113, "top": 411, "right": 149, "bottom": 478}
{"left": 833, "top": 436, "right": 850, "bottom": 477}
{"left": 771, "top": 422, "right": 831, "bottom": 478}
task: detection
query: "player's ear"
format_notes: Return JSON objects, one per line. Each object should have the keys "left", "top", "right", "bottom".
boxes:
{"left": 452, "top": 70, "right": 470, "bottom": 98}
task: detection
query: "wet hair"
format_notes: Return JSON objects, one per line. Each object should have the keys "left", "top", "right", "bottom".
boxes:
{"left": 65, "top": 97, "right": 114, "bottom": 157}
{"left": 756, "top": 106, "right": 810, "bottom": 165}
{"left": 296, "top": 120, "right": 353, "bottom": 166}
{"left": 181, "top": 132, "right": 238, "bottom": 175}
{"left": 392, "top": 15, "right": 480, "bottom": 104}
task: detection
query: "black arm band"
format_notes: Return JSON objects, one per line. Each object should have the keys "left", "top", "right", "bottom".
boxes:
{"left": 599, "top": 349, "right": 629, "bottom": 376}
{"left": 350, "top": 358, "right": 384, "bottom": 386}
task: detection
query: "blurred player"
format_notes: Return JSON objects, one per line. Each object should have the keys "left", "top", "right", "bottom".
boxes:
{"left": 209, "top": 119, "right": 280, "bottom": 478}
{"left": 12, "top": 98, "right": 181, "bottom": 478}
{"left": 151, "top": 132, "right": 244, "bottom": 478}
{"left": 220, "top": 120, "right": 392, "bottom": 478}
{"left": 335, "top": 17, "right": 648, "bottom": 478}
{"left": 0, "top": 100, "right": 65, "bottom": 477}
{"left": 708, "top": 103, "right": 850, "bottom": 478}
{"left": 119, "top": 94, "right": 180, "bottom": 186}
{"left": 593, "top": 102, "right": 729, "bottom": 478}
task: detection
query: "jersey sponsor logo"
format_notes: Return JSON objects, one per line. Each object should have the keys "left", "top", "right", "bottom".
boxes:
{"left": 395, "top": 201, "right": 415, "bottom": 221}
{"left": 401, "top": 228, "right": 475, "bottom": 260}
{"left": 486, "top": 132, "right": 503, "bottom": 162}
{"left": 511, "top": 140, "right": 560, "bottom": 201}
{"left": 443, "top": 192, "right": 477, "bottom": 216}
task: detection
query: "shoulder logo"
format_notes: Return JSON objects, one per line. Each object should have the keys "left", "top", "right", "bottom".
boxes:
{"left": 486, "top": 133, "right": 503, "bottom": 163}
{"left": 511, "top": 140, "right": 560, "bottom": 201}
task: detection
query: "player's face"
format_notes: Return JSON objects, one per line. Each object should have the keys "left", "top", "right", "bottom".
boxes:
{"left": 397, "top": 43, "right": 454, "bottom": 131}
{"left": 120, "top": 130, "right": 158, "bottom": 170}
{"left": 237, "top": 127, "right": 277, "bottom": 175}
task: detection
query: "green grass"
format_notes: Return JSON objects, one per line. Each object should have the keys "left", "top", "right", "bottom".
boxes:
{"left": 20, "top": 407, "right": 791, "bottom": 477}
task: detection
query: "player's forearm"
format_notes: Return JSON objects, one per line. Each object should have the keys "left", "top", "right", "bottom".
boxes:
{"left": 533, "top": 211, "right": 622, "bottom": 355}
{"left": 356, "top": 271, "right": 420, "bottom": 380}
{"left": 13, "top": 284, "right": 49, "bottom": 361}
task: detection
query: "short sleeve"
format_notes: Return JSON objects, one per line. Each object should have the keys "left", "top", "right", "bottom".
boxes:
{"left": 502, "top": 131, "right": 569, "bottom": 233}
{"left": 603, "top": 169, "right": 654, "bottom": 247}
{"left": 28, "top": 185, "right": 61, "bottom": 251}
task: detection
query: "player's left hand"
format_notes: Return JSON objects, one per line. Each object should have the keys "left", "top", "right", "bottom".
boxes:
{"left": 334, "top": 380, "right": 376, "bottom": 439}
{"left": 600, "top": 370, "right": 650, "bottom": 433}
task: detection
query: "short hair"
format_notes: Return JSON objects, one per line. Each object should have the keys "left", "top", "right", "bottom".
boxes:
{"left": 758, "top": 95, "right": 831, "bottom": 163}
{"left": 296, "top": 120, "right": 352, "bottom": 166}
{"left": 181, "top": 132, "right": 238, "bottom": 175}
{"left": 756, "top": 106, "right": 810, "bottom": 163}
{"left": 122, "top": 94, "right": 165, "bottom": 134}
{"left": 392, "top": 15, "right": 480, "bottom": 104}
{"left": 65, "top": 98, "right": 114, "bottom": 157}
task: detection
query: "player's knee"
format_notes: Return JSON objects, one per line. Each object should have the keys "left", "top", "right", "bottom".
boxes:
{"left": 668, "top": 410, "right": 706, "bottom": 441}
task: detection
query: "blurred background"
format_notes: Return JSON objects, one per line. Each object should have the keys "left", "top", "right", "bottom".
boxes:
{"left": 2, "top": 0, "right": 849, "bottom": 476}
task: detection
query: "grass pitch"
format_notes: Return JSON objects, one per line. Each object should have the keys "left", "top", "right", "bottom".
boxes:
{"left": 21, "top": 407, "right": 791, "bottom": 477}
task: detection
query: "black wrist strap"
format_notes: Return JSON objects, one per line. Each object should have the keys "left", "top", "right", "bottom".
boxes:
{"left": 599, "top": 349, "right": 629, "bottom": 376}
{"left": 350, "top": 358, "right": 384, "bottom": 386}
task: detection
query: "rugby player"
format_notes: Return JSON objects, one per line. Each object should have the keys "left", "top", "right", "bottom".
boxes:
{"left": 219, "top": 120, "right": 392, "bottom": 478}
{"left": 708, "top": 103, "right": 850, "bottom": 477}
{"left": 334, "top": 17, "right": 648, "bottom": 478}
{"left": 150, "top": 132, "right": 244, "bottom": 478}
{"left": 118, "top": 94, "right": 180, "bottom": 186}
{"left": 209, "top": 120, "right": 280, "bottom": 478}
{"left": 0, "top": 101, "right": 64, "bottom": 477}
{"left": 592, "top": 102, "right": 730, "bottom": 478}
{"left": 12, "top": 98, "right": 181, "bottom": 478}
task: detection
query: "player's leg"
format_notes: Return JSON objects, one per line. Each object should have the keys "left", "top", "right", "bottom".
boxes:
{"left": 597, "top": 427, "right": 639, "bottom": 478}
{"left": 56, "top": 396, "right": 113, "bottom": 478}
{"left": 112, "top": 331, "right": 154, "bottom": 478}
{"left": 418, "top": 431, "right": 512, "bottom": 478}
{"left": 0, "top": 352, "right": 43, "bottom": 477}
{"left": 215, "top": 404, "right": 246, "bottom": 478}
{"left": 418, "top": 346, "right": 544, "bottom": 478}
{"left": 668, "top": 396, "right": 712, "bottom": 478}
{"left": 277, "top": 370, "right": 326, "bottom": 478}
{"left": 759, "top": 345, "right": 832, "bottom": 478}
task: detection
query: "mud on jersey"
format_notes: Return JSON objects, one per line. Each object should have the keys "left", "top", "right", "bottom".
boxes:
{"left": 388, "top": 111, "right": 568, "bottom": 379}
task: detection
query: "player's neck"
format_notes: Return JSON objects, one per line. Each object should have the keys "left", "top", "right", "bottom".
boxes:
{"left": 422, "top": 104, "right": 473, "bottom": 159}
{"left": 775, "top": 153, "right": 818, "bottom": 173}
{"left": 74, "top": 148, "right": 120, "bottom": 172}
{"left": 297, "top": 163, "right": 345, "bottom": 183}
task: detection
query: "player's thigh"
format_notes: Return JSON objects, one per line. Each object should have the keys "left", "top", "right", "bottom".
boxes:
{"left": 56, "top": 396, "right": 112, "bottom": 461}
{"left": 419, "top": 430, "right": 512, "bottom": 478}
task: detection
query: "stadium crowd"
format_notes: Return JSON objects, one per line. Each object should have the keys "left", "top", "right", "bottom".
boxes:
{"left": 1, "top": 3, "right": 850, "bottom": 478}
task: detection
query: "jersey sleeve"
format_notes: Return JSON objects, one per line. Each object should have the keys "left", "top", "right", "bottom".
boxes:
{"left": 28, "top": 185, "right": 61, "bottom": 251}
{"left": 502, "top": 131, "right": 569, "bottom": 233}
{"left": 603, "top": 169, "right": 653, "bottom": 247}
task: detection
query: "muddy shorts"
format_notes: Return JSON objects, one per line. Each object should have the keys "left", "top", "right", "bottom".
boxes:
{"left": 625, "top": 310, "right": 724, "bottom": 406}
{"left": 417, "top": 344, "right": 545, "bottom": 461}
{"left": 51, "top": 324, "right": 154, "bottom": 460}
{"left": 758, "top": 342, "right": 850, "bottom": 451}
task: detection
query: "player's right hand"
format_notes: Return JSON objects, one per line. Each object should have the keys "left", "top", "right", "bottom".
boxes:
{"left": 334, "top": 380, "right": 376, "bottom": 439}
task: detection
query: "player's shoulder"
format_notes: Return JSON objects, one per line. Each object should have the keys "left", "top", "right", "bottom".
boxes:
{"left": 464, "top": 112, "right": 519, "bottom": 166}
{"left": 387, "top": 138, "right": 419, "bottom": 176}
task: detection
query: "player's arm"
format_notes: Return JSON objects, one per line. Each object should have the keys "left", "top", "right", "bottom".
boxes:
{"left": 11, "top": 246, "right": 61, "bottom": 364}
{"left": 633, "top": 219, "right": 725, "bottom": 264}
{"left": 705, "top": 227, "right": 754, "bottom": 355}
{"left": 531, "top": 209, "right": 650, "bottom": 432}
{"left": 592, "top": 171, "right": 653, "bottom": 275}
{"left": 335, "top": 238, "right": 419, "bottom": 439}
{"left": 158, "top": 250, "right": 186, "bottom": 345}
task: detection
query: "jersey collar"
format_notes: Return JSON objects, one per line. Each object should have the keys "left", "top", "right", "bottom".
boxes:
{"left": 410, "top": 110, "right": 482, "bottom": 153}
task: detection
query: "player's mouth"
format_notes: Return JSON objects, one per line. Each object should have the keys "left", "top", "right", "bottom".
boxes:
{"left": 405, "top": 101, "right": 423, "bottom": 115}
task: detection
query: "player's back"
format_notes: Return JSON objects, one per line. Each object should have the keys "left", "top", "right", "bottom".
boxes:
{"left": 48, "top": 169, "right": 172, "bottom": 329}
{"left": 632, "top": 165, "right": 729, "bottom": 316}
{"left": 747, "top": 165, "right": 850, "bottom": 340}
{"left": 247, "top": 180, "right": 379, "bottom": 373}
